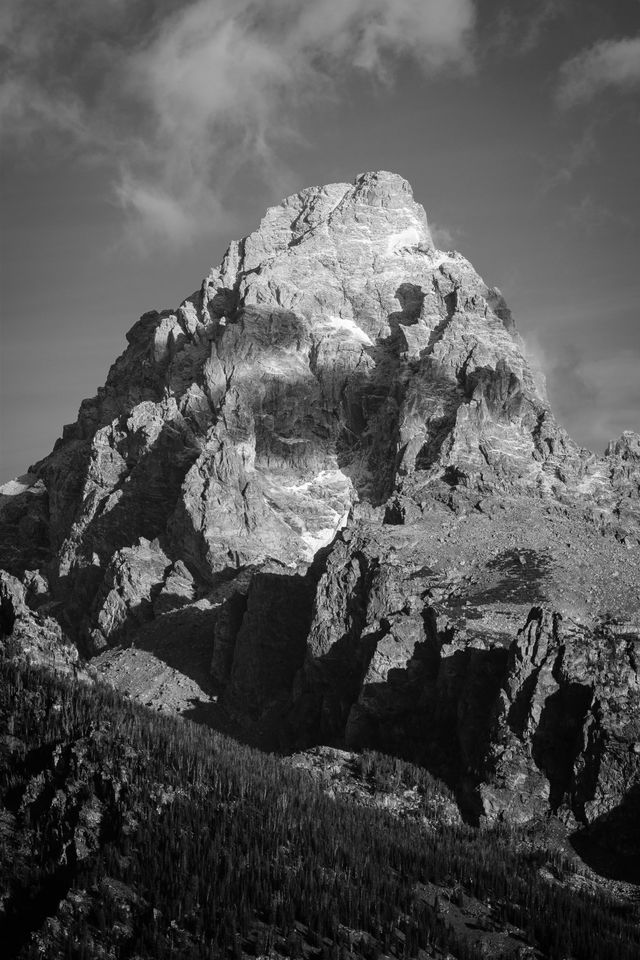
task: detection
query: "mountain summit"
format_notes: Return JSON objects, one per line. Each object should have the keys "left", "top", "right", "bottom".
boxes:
{"left": 1, "top": 172, "right": 640, "bottom": 836}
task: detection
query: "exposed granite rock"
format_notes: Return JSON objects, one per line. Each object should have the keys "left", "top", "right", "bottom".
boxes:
{"left": 480, "top": 606, "right": 640, "bottom": 829}
{"left": 285, "top": 498, "right": 640, "bottom": 828}
{"left": 286, "top": 745, "right": 462, "bottom": 827}
{"left": 208, "top": 568, "right": 257, "bottom": 686}
{"left": 1, "top": 170, "right": 639, "bottom": 840}
{"left": 605, "top": 430, "right": 640, "bottom": 539}
{"left": 0, "top": 475, "right": 50, "bottom": 575}
{"left": 0, "top": 571, "right": 79, "bottom": 675}
{"left": 87, "top": 538, "right": 171, "bottom": 653}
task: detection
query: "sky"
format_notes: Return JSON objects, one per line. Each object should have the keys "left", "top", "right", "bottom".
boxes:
{"left": 1, "top": 0, "right": 639, "bottom": 481}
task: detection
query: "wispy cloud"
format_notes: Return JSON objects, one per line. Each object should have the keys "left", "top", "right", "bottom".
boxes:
{"left": 0, "top": 0, "right": 476, "bottom": 249}
{"left": 557, "top": 35, "right": 640, "bottom": 108}
{"left": 430, "top": 221, "right": 463, "bottom": 251}
{"left": 0, "top": 78, "right": 84, "bottom": 145}
{"left": 114, "top": 173, "right": 234, "bottom": 251}
{"left": 487, "top": 0, "right": 568, "bottom": 57}
{"left": 563, "top": 193, "right": 633, "bottom": 234}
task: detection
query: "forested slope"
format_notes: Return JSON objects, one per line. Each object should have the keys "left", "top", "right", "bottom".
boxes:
{"left": 1, "top": 660, "right": 638, "bottom": 959}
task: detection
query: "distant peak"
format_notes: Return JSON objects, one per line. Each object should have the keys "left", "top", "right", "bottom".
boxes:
{"left": 606, "top": 431, "right": 640, "bottom": 460}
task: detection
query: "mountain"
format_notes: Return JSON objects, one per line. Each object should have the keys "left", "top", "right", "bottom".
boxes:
{"left": 1, "top": 170, "right": 640, "bottom": 859}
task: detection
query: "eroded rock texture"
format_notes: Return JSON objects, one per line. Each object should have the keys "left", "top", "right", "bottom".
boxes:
{"left": 1, "top": 170, "right": 639, "bottom": 841}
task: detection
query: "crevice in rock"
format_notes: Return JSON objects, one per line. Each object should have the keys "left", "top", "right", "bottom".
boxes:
{"left": 0, "top": 593, "right": 16, "bottom": 637}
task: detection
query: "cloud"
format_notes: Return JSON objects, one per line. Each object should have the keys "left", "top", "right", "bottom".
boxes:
{"left": 114, "top": 174, "right": 232, "bottom": 250}
{"left": 429, "top": 221, "right": 462, "bottom": 250}
{"left": 489, "top": 0, "right": 567, "bottom": 56}
{"left": 0, "top": 0, "right": 476, "bottom": 249}
{"left": 557, "top": 36, "right": 640, "bottom": 107}
{"left": 0, "top": 77, "right": 86, "bottom": 145}
{"left": 563, "top": 193, "right": 632, "bottom": 234}
{"left": 289, "top": 0, "right": 476, "bottom": 74}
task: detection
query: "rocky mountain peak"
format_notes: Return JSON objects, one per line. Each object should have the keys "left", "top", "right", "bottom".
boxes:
{"left": 1, "top": 169, "right": 637, "bottom": 585}
{"left": 205, "top": 168, "right": 435, "bottom": 345}
{"left": 232, "top": 169, "right": 433, "bottom": 272}
{"left": 1, "top": 172, "right": 639, "bottom": 842}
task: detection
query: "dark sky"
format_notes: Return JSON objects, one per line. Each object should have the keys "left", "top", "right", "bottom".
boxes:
{"left": 2, "top": 0, "right": 639, "bottom": 481}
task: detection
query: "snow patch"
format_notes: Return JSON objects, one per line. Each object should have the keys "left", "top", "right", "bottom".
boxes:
{"left": 284, "top": 469, "right": 352, "bottom": 495}
{"left": 385, "top": 226, "right": 423, "bottom": 255}
{"left": 0, "top": 473, "right": 43, "bottom": 497}
{"left": 300, "top": 509, "right": 350, "bottom": 559}
{"left": 301, "top": 528, "right": 338, "bottom": 557}
{"left": 320, "top": 315, "right": 372, "bottom": 346}
{"left": 430, "top": 251, "right": 457, "bottom": 268}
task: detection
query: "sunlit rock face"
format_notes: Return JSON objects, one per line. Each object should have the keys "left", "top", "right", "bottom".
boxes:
{"left": 0, "top": 170, "right": 563, "bottom": 614}
{"left": 1, "top": 171, "right": 640, "bottom": 836}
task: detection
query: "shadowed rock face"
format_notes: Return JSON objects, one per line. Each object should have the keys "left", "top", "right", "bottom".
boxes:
{"left": 1, "top": 170, "right": 640, "bottom": 840}
{"left": 287, "top": 508, "right": 640, "bottom": 829}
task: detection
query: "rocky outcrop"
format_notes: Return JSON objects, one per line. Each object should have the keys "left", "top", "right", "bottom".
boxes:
{"left": 1, "top": 170, "right": 639, "bottom": 839}
{"left": 286, "top": 509, "right": 640, "bottom": 828}
{"left": 484, "top": 608, "right": 640, "bottom": 826}
{"left": 0, "top": 571, "right": 79, "bottom": 676}
{"left": 0, "top": 475, "right": 50, "bottom": 576}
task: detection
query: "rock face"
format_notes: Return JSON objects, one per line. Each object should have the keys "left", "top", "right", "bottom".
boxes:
{"left": 0, "top": 571, "right": 79, "bottom": 676}
{"left": 289, "top": 500, "right": 640, "bottom": 827}
{"left": 1, "top": 170, "right": 639, "bottom": 842}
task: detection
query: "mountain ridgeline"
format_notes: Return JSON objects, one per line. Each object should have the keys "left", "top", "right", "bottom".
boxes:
{"left": 1, "top": 171, "right": 640, "bottom": 858}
